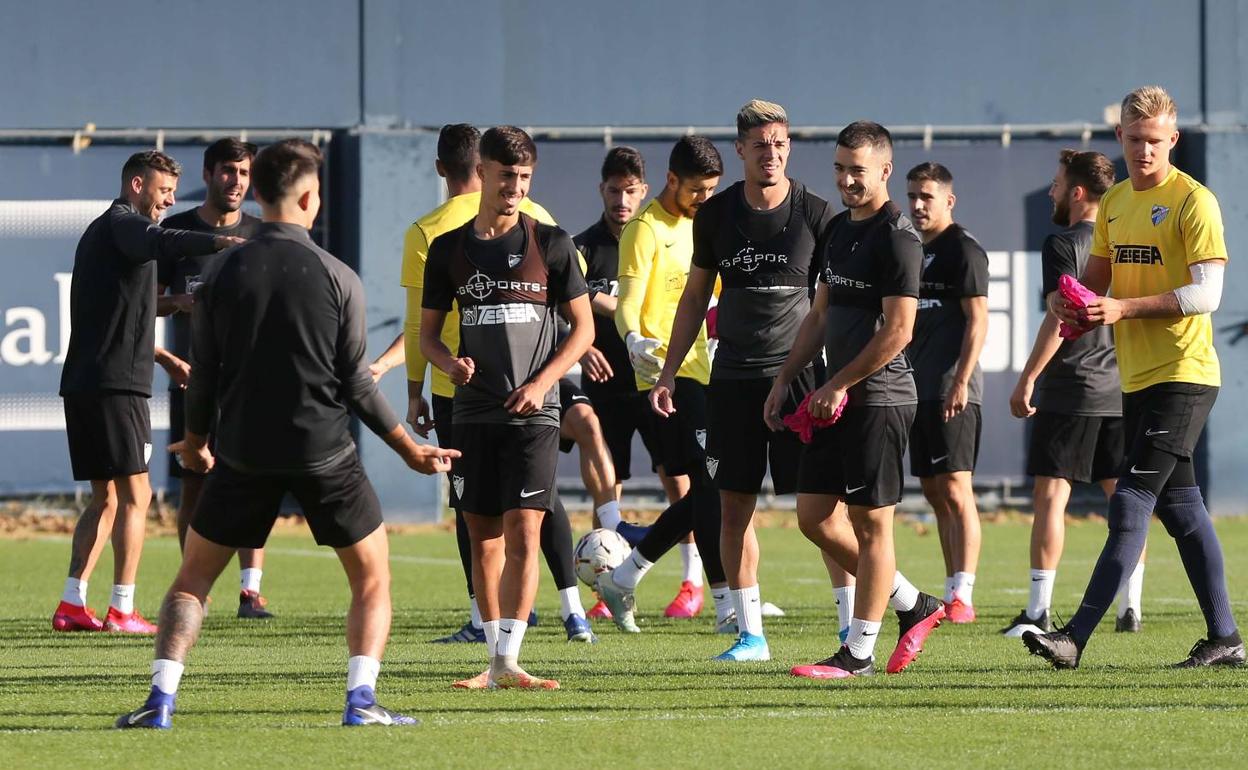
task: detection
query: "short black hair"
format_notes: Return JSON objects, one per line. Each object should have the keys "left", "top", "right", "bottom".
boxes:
{"left": 252, "top": 139, "right": 322, "bottom": 203}
{"left": 203, "top": 138, "right": 257, "bottom": 172}
{"left": 479, "top": 126, "right": 537, "bottom": 166}
{"left": 601, "top": 146, "right": 645, "bottom": 182}
{"left": 668, "top": 135, "right": 723, "bottom": 179}
{"left": 437, "top": 123, "right": 481, "bottom": 181}
{"left": 906, "top": 161, "right": 953, "bottom": 187}
{"left": 121, "top": 150, "right": 180, "bottom": 184}
{"left": 837, "top": 121, "right": 893, "bottom": 153}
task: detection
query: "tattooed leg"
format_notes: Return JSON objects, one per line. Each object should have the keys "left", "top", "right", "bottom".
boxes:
{"left": 154, "top": 528, "right": 236, "bottom": 663}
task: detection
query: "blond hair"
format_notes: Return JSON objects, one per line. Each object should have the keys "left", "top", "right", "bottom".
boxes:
{"left": 737, "top": 99, "right": 789, "bottom": 138}
{"left": 1121, "top": 86, "right": 1177, "bottom": 125}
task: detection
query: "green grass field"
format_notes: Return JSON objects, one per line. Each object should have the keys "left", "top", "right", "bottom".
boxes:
{"left": 3, "top": 515, "right": 1248, "bottom": 768}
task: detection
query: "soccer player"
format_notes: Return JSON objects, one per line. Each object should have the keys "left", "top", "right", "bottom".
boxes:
{"left": 156, "top": 138, "right": 273, "bottom": 619}
{"left": 1024, "top": 86, "right": 1242, "bottom": 669}
{"left": 1006, "top": 149, "right": 1145, "bottom": 636}
{"left": 115, "top": 139, "right": 459, "bottom": 728}
{"left": 367, "top": 124, "right": 599, "bottom": 645}
{"left": 55, "top": 151, "right": 241, "bottom": 635}
{"left": 422, "top": 126, "right": 593, "bottom": 688}
{"left": 904, "top": 162, "right": 988, "bottom": 623}
{"left": 596, "top": 136, "right": 734, "bottom": 633}
{"left": 651, "top": 100, "right": 834, "bottom": 661}
{"left": 765, "top": 121, "right": 946, "bottom": 679}
{"left": 573, "top": 146, "right": 701, "bottom": 618}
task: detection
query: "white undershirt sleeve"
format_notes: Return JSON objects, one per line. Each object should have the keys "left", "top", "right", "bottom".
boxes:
{"left": 1174, "top": 260, "right": 1225, "bottom": 316}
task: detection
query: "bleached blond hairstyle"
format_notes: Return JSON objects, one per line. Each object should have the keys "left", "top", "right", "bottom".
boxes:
{"left": 737, "top": 99, "right": 789, "bottom": 138}
{"left": 1121, "top": 86, "right": 1177, "bottom": 125}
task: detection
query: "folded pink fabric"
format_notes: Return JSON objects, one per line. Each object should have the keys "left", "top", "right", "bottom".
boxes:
{"left": 705, "top": 306, "right": 718, "bottom": 339}
{"left": 783, "top": 391, "right": 849, "bottom": 444}
{"left": 1058, "top": 274, "right": 1097, "bottom": 340}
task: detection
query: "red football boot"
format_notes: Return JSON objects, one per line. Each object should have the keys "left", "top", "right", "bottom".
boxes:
{"left": 52, "top": 601, "right": 104, "bottom": 632}
{"left": 664, "top": 580, "right": 704, "bottom": 618}
{"left": 104, "top": 607, "right": 158, "bottom": 634}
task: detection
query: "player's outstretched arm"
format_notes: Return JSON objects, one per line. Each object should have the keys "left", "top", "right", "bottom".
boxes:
{"left": 110, "top": 206, "right": 235, "bottom": 264}
{"left": 381, "top": 424, "right": 459, "bottom": 474}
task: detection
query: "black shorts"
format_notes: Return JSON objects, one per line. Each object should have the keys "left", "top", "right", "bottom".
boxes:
{"left": 558, "top": 378, "right": 593, "bottom": 453}
{"left": 1122, "top": 382, "right": 1217, "bottom": 461}
{"left": 645, "top": 377, "right": 709, "bottom": 478}
{"left": 909, "top": 402, "right": 982, "bottom": 477}
{"left": 593, "top": 391, "right": 660, "bottom": 481}
{"left": 1027, "top": 411, "right": 1123, "bottom": 483}
{"left": 191, "top": 451, "right": 382, "bottom": 549}
{"left": 707, "top": 372, "right": 811, "bottom": 495}
{"left": 797, "top": 404, "right": 917, "bottom": 508}
{"left": 63, "top": 392, "right": 152, "bottom": 481}
{"left": 451, "top": 422, "right": 559, "bottom": 516}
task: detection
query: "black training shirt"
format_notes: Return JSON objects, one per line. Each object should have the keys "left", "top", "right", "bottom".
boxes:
{"left": 423, "top": 214, "right": 588, "bottom": 428}
{"left": 692, "top": 180, "right": 835, "bottom": 379}
{"left": 158, "top": 208, "right": 261, "bottom": 382}
{"left": 1035, "top": 221, "right": 1121, "bottom": 416}
{"left": 819, "top": 201, "right": 923, "bottom": 406}
{"left": 909, "top": 223, "right": 989, "bottom": 403}
{"left": 59, "top": 199, "right": 219, "bottom": 397}
{"left": 186, "top": 222, "right": 400, "bottom": 474}
{"left": 574, "top": 217, "right": 635, "bottom": 399}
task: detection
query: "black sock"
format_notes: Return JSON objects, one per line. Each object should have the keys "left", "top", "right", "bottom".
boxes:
{"left": 637, "top": 494, "right": 694, "bottom": 563}
{"left": 541, "top": 492, "right": 577, "bottom": 591}
{"left": 454, "top": 508, "right": 474, "bottom": 599}
{"left": 1067, "top": 484, "right": 1153, "bottom": 646}
{"left": 1158, "top": 486, "right": 1238, "bottom": 640}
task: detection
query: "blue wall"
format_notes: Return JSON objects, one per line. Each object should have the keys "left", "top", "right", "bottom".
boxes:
{"left": 4, "top": 1, "right": 1245, "bottom": 129}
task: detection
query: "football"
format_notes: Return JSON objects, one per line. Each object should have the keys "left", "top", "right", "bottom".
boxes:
{"left": 574, "top": 528, "right": 631, "bottom": 587}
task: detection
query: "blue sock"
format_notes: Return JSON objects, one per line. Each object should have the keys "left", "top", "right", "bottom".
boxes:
{"left": 1157, "top": 487, "right": 1238, "bottom": 640}
{"left": 346, "top": 685, "right": 376, "bottom": 708}
{"left": 1067, "top": 484, "right": 1153, "bottom": 646}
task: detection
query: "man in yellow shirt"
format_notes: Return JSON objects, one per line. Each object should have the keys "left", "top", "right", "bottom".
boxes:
{"left": 1026, "top": 86, "right": 1241, "bottom": 670}
{"left": 596, "top": 136, "right": 732, "bottom": 633}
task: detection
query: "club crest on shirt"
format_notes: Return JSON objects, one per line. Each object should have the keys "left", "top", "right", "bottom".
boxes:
{"left": 1151, "top": 205, "right": 1169, "bottom": 226}
{"left": 507, "top": 253, "right": 523, "bottom": 268}
{"left": 922, "top": 251, "right": 936, "bottom": 272}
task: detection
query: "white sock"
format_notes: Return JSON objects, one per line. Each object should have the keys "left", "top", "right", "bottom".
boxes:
{"left": 469, "top": 597, "right": 483, "bottom": 630}
{"left": 240, "top": 568, "right": 262, "bottom": 594}
{"left": 833, "top": 585, "right": 855, "bottom": 636}
{"left": 711, "top": 586, "right": 733, "bottom": 622}
{"left": 151, "top": 659, "right": 184, "bottom": 696}
{"left": 596, "top": 500, "right": 622, "bottom": 531}
{"left": 888, "top": 572, "right": 919, "bottom": 613}
{"left": 846, "top": 618, "right": 882, "bottom": 660}
{"left": 496, "top": 618, "right": 528, "bottom": 658}
{"left": 1027, "top": 569, "right": 1055, "bottom": 618}
{"left": 346, "top": 655, "right": 380, "bottom": 692}
{"left": 62, "top": 577, "right": 87, "bottom": 607}
{"left": 944, "top": 576, "right": 956, "bottom": 603}
{"left": 734, "top": 585, "right": 764, "bottom": 636}
{"left": 1117, "top": 561, "right": 1145, "bottom": 618}
{"left": 952, "top": 571, "right": 975, "bottom": 604}
{"left": 110, "top": 584, "right": 135, "bottom": 614}
{"left": 611, "top": 550, "right": 654, "bottom": 591}
{"left": 679, "top": 543, "right": 703, "bottom": 587}
{"left": 482, "top": 620, "right": 500, "bottom": 659}
{"left": 559, "top": 587, "right": 585, "bottom": 621}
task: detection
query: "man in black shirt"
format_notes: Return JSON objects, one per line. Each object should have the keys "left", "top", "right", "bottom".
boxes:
{"left": 117, "top": 139, "right": 457, "bottom": 730}
{"left": 766, "top": 122, "right": 946, "bottom": 679}
{"left": 904, "top": 162, "right": 989, "bottom": 624}
{"left": 654, "top": 100, "right": 836, "bottom": 662}
{"left": 156, "top": 138, "right": 271, "bottom": 619}
{"left": 1005, "top": 149, "right": 1145, "bottom": 636}
{"left": 55, "top": 151, "right": 240, "bottom": 636}
{"left": 422, "top": 127, "right": 593, "bottom": 690}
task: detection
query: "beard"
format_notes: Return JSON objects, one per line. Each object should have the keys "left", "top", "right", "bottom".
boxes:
{"left": 1051, "top": 196, "right": 1070, "bottom": 227}
{"left": 209, "top": 187, "right": 243, "bottom": 213}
